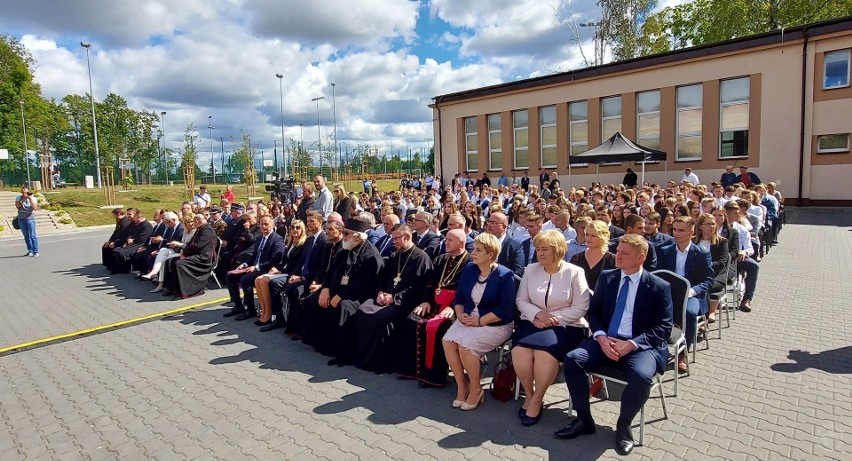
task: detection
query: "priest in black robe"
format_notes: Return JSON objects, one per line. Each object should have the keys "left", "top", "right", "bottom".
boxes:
{"left": 304, "top": 218, "right": 383, "bottom": 362}
{"left": 162, "top": 214, "right": 217, "bottom": 298}
{"left": 109, "top": 209, "right": 154, "bottom": 273}
{"left": 397, "top": 228, "right": 471, "bottom": 385}
{"left": 349, "top": 223, "right": 432, "bottom": 373}
{"left": 101, "top": 208, "right": 132, "bottom": 271}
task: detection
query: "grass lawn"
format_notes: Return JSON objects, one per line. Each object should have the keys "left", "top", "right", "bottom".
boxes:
{"left": 32, "top": 180, "right": 403, "bottom": 227}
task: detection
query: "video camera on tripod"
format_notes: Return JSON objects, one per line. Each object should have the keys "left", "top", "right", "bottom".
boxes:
{"left": 265, "top": 173, "right": 296, "bottom": 204}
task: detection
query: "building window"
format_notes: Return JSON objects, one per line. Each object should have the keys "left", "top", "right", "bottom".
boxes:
{"left": 487, "top": 114, "right": 502, "bottom": 170}
{"left": 540, "top": 106, "right": 557, "bottom": 168}
{"left": 569, "top": 101, "right": 588, "bottom": 157}
{"left": 601, "top": 96, "right": 622, "bottom": 140}
{"left": 636, "top": 90, "right": 660, "bottom": 150}
{"left": 720, "top": 77, "right": 750, "bottom": 158}
{"left": 677, "top": 84, "right": 703, "bottom": 161}
{"left": 824, "top": 50, "right": 851, "bottom": 89}
{"left": 464, "top": 117, "right": 478, "bottom": 172}
{"left": 817, "top": 133, "right": 850, "bottom": 153}
{"left": 513, "top": 110, "right": 529, "bottom": 169}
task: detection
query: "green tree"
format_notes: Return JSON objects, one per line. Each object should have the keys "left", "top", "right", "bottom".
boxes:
{"left": 0, "top": 35, "right": 44, "bottom": 181}
{"left": 597, "top": 0, "right": 658, "bottom": 61}
{"left": 639, "top": 0, "right": 852, "bottom": 54}
{"left": 179, "top": 123, "right": 201, "bottom": 180}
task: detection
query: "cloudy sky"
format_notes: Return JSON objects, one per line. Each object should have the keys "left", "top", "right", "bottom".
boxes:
{"left": 1, "top": 0, "right": 681, "bottom": 170}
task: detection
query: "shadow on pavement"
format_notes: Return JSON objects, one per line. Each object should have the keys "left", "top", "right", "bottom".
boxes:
{"left": 771, "top": 347, "right": 852, "bottom": 375}
{"left": 55, "top": 263, "right": 181, "bottom": 303}
{"left": 176, "top": 307, "right": 644, "bottom": 458}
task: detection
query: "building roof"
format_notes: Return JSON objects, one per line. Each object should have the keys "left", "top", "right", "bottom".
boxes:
{"left": 433, "top": 15, "right": 852, "bottom": 105}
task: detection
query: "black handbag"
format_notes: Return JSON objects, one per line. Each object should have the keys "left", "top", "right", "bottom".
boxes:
{"left": 12, "top": 218, "right": 20, "bottom": 230}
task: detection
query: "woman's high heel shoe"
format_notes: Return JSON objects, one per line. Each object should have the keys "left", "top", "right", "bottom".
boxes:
{"left": 150, "top": 286, "right": 163, "bottom": 293}
{"left": 452, "top": 391, "right": 468, "bottom": 408}
{"left": 461, "top": 390, "right": 484, "bottom": 411}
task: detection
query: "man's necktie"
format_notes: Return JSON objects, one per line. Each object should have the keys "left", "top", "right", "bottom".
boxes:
{"left": 607, "top": 276, "right": 631, "bottom": 338}
{"left": 254, "top": 236, "right": 267, "bottom": 266}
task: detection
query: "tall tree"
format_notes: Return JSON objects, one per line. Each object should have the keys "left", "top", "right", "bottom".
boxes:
{"left": 638, "top": 0, "right": 852, "bottom": 54}
{"left": 597, "top": 0, "right": 658, "bottom": 61}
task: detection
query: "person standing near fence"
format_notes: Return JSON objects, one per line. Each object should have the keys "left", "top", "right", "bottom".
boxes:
{"left": 15, "top": 186, "right": 39, "bottom": 257}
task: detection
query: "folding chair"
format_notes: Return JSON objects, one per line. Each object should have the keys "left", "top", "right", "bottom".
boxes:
{"left": 651, "top": 270, "right": 690, "bottom": 393}
{"left": 587, "top": 364, "right": 668, "bottom": 446}
{"left": 208, "top": 238, "right": 223, "bottom": 289}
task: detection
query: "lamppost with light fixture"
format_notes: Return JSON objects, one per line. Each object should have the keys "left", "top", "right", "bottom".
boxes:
{"left": 208, "top": 115, "right": 216, "bottom": 183}
{"left": 311, "top": 96, "right": 325, "bottom": 173}
{"left": 276, "top": 73, "right": 287, "bottom": 178}
{"left": 81, "top": 42, "right": 102, "bottom": 188}
{"left": 579, "top": 21, "right": 603, "bottom": 66}
{"left": 161, "top": 111, "right": 169, "bottom": 184}
{"left": 19, "top": 100, "right": 31, "bottom": 187}
{"left": 331, "top": 82, "right": 338, "bottom": 176}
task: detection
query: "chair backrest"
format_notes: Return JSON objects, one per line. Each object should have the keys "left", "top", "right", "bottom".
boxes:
{"left": 652, "top": 269, "right": 690, "bottom": 327}
{"left": 212, "top": 237, "right": 222, "bottom": 268}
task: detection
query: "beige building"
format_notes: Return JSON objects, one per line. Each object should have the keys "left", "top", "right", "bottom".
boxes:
{"left": 431, "top": 17, "right": 852, "bottom": 205}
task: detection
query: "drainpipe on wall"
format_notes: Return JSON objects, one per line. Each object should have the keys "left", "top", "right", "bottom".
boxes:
{"left": 434, "top": 98, "right": 444, "bottom": 183}
{"left": 797, "top": 28, "right": 810, "bottom": 207}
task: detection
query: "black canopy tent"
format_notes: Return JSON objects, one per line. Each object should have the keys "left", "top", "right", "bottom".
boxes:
{"left": 568, "top": 132, "right": 667, "bottom": 186}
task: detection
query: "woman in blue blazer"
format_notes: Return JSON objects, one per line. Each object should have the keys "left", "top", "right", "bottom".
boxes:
{"left": 443, "top": 233, "right": 516, "bottom": 411}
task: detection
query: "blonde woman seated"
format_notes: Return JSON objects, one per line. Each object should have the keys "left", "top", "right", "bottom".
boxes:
{"left": 513, "top": 230, "right": 590, "bottom": 426}
{"left": 149, "top": 213, "right": 196, "bottom": 293}
{"left": 254, "top": 219, "right": 307, "bottom": 327}
{"left": 442, "top": 233, "right": 517, "bottom": 411}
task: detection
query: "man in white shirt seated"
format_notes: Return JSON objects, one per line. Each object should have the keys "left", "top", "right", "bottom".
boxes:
{"left": 724, "top": 201, "right": 759, "bottom": 313}
{"left": 552, "top": 210, "right": 577, "bottom": 242}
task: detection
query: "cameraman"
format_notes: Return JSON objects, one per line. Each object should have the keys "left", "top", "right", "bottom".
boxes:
{"left": 15, "top": 186, "right": 40, "bottom": 257}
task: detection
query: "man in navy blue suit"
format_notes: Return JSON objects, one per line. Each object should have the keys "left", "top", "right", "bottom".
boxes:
{"left": 485, "top": 211, "right": 525, "bottom": 279}
{"left": 657, "top": 216, "right": 713, "bottom": 373}
{"left": 556, "top": 234, "right": 673, "bottom": 456}
{"left": 411, "top": 212, "right": 443, "bottom": 260}
{"left": 520, "top": 212, "right": 543, "bottom": 266}
{"left": 223, "top": 215, "right": 286, "bottom": 320}
{"left": 374, "top": 213, "right": 399, "bottom": 260}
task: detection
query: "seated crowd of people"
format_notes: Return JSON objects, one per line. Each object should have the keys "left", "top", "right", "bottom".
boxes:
{"left": 99, "top": 168, "right": 783, "bottom": 456}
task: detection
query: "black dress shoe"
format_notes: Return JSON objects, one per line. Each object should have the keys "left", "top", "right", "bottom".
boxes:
{"left": 259, "top": 322, "right": 284, "bottom": 332}
{"left": 254, "top": 319, "right": 271, "bottom": 326}
{"left": 554, "top": 418, "right": 596, "bottom": 439}
{"left": 615, "top": 424, "right": 635, "bottom": 456}
{"left": 234, "top": 311, "right": 257, "bottom": 321}
{"left": 223, "top": 308, "right": 245, "bottom": 318}
{"left": 518, "top": 407, "right": 526, "bottom": 419}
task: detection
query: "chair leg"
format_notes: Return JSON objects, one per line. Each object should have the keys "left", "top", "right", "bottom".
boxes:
{"left": 673, "top": 358, "right": 679, "bottom": 397}
{"left": 514, "top": 376, "right": 521, "bottom": 401}
{"left": 211, "top": 272, "right": 222, "bottom": 289}
{"left": 602, "top": 379, "right": 610, "bottom": 400}
{"left": 657, "top": 376, "right": 669, "bottom": 420}
{"left": 638, "top": 405, "right": 645, "bottom": 446}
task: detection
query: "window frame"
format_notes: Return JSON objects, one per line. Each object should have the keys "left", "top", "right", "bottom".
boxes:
{"left": 513, "top": 110, "right": 529, "bottom": 170}
{"left": 676, "top": 83, "right": 703, "bottom": 162}
{"left": 816, "top": 133, "right": 851, "bottom": 154}
{"left": 539, "top": 105, "right": 557, "bottom": 169}
{"left": 569, "top": 100, "right": 589, "bottom": 167}
{"left": 487, "top": 113, "right": 502, "bottom": 171}
{"left": 464, "top": 116, "right": 478, "bottom": 172}
{"left": 824, "top": 49, "right": 851, "bottom": 90}
{"left": 719, "top": 77, "right": 750, "bottom": 160}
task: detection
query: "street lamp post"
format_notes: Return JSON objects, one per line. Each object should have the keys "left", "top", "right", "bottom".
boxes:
{"left": 208, "top": 115, "right": 216, "bottom": 183}
{"left": 19, "top": 100, "right": 31, "bottom": 187}
{"left": 276, "top": 73, "right": 287, "bottom": 177}
{"left": 579, "top": 22, "right": 603, "bottom": 66}
{"left": 161, "top": 111, "right": 169, "bottom": 184}
{"left": 81, "top": 42, "right": 102, "bottom": 188}
{"left": 311, "top": 96, "right": 325, "bottom": 174}
{"left": 331, "top": 82, "right": 338, "bottom": 175}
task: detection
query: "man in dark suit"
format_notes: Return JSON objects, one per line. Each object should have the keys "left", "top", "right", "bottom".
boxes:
{"left": 411, "top": 212, "right": 442, "bottom": 260}
{"left": 223, "top": 215, "right": 286, "bottom": 320}
{"left": 609, "top": 214, "right": 656, "bottom": 271}
{"left": 374, "top": 213, "right": 400, "bottom": 260}
{"left": 595, "top": 205, "right": 624, "bottom": 239}
{"left": 656, "top": 216, "right": 713, "bottom": 373}
{"left": 109, "top": 209, "right": 155, "bottom": 273}
{"left": 520, "top": 213, "right": 544, "bottom": 266}
{"left": 555, "top": 234, "right": 673, "bottom": 456}
{"left": 521, "top": 172, "right": 530, "bottom": 191}
{"left": 485, "top": 211, "right": 525, "bottom": 279}
{"left": 644, "top": 211, "right": 674, "bottom": 252}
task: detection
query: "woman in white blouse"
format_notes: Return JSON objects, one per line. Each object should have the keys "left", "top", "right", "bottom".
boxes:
{"left": 512, "top": 230, "right": 590, "bottom": 426}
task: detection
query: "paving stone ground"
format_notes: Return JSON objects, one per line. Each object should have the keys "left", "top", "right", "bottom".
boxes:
{"left": 0, "top": 207, "right": 850, "bottom": 460}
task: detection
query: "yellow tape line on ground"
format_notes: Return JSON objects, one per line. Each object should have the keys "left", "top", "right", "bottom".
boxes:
{"left": 0, "top": 296, "right": 230, "bottom": 354}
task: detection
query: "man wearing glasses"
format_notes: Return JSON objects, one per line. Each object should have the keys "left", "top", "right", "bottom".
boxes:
{"left": 485, "top": 211, "right": 525, "bottom": 279}
{"left": 410, "top": 212, "right": 442, "bottom": 260}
